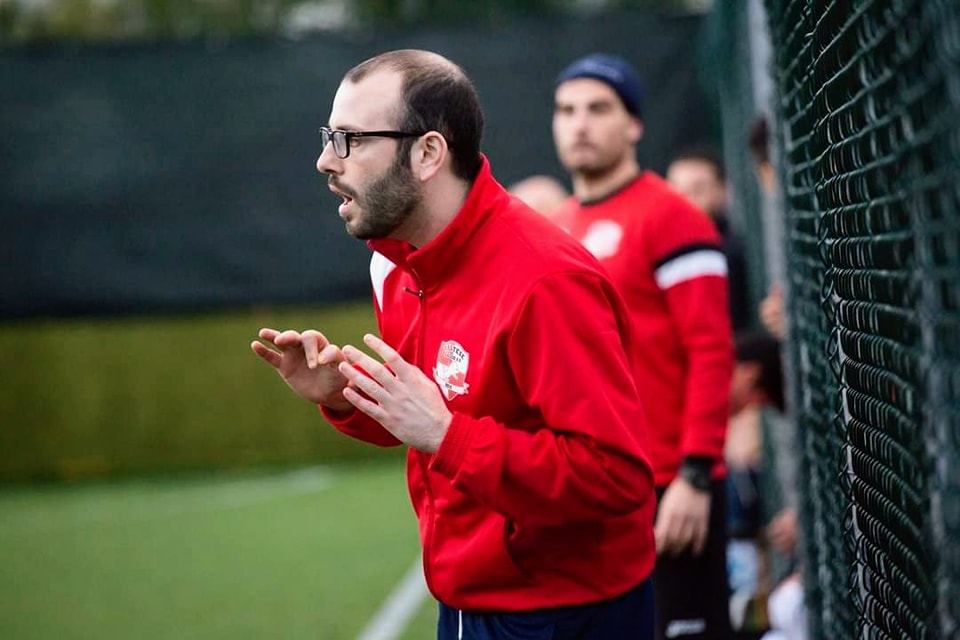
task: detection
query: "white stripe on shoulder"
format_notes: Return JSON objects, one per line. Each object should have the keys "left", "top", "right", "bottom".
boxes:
{"left": 654, "top": 249, "right": 728, "bottom": 289}
{"left": 370, "top": 252, "right": 397, "bottom": 312}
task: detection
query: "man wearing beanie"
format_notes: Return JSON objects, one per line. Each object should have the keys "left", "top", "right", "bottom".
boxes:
{"left": 552, "top": 53, "right": 735, "bottom": 640}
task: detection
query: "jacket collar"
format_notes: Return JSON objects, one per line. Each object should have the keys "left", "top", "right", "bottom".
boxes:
{"left": 367, "top": 155, "right": 506, "bottom": 288}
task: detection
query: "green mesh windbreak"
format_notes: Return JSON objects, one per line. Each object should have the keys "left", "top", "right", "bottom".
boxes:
{"left": 763, "top": 0, "right": 960, "bottom": 637}
{"left": 704, "top": 1, "right": 766, "bottom": 319}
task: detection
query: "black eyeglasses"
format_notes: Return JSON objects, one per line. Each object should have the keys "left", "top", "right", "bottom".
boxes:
{"left": 319, "top": 126, "right": 426, "bottom": 159}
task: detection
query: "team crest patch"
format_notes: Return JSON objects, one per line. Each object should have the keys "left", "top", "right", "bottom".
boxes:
{"left": 582, "top": 220, "right": 623, "bottom": 259}
{"left": 433, "top": 340, "right": 470, "bottom": 401}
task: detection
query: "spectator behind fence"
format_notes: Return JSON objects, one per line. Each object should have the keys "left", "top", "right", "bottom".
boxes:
{"left": 251, "top": 49, "right": 657, "bottom": 640}
{"left": 666, "top": 146, "right": 752, "bottom": 331}
{"left": 507, "top": 174, "right": 571, "bottom": 228}
{"left": 749, "top": 326, "right": 806, "bottom": 640}
{"left": 747, "top": 116, "right": 785, "bottom": 341}
{"left": 551, "top": 52, "right": 734, "bottom": 640}
{"left": 726, "top": 330, "right": 786, "bottom": 636}
{"left": 746, "top": 114, "right": 808, "bottom": 640}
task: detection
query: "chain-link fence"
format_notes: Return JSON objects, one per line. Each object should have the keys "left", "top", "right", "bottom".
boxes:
{"left": 716, "top": 0, "right": 960, "bottom": 637}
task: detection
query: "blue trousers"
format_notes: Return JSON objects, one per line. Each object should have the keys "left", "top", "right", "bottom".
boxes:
{"left": 437, "top": 578, "right": 654, "bottom": 640}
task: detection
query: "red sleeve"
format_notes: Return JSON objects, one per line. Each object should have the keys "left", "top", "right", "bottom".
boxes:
{"left": 319, "top": 404, "right": 402, "bottom": 447}
{"left": 663, "top": 274, "right": 733, "bottom": 459}
{"left": 651, "top": 198, "right": 733, "bottom": 461}
{"left": 429, "top": 271, "right": 655, "bottom": 526}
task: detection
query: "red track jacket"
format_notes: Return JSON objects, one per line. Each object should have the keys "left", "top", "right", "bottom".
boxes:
{"left": 323, "top": 158, "right": 656, "bottom": 611}
{"left": 559, "top": 172, "right": 734, "bottom": 487}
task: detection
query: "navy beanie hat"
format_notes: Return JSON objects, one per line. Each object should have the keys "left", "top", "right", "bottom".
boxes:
{"left": 555, "top": 53, "right": 644, "bottom": 117}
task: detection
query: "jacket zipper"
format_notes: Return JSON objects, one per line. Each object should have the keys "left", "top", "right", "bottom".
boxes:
{"left": 405, "top": 276, "right": 437, "bottom": 595}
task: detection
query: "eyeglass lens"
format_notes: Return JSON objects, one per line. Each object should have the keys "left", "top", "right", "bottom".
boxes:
{"left": 320, "top": 128, "right": 348, "bottom": 158}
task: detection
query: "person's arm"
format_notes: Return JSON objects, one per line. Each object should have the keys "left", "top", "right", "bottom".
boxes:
{"left": 649, "top": 198, "right": 733, "bottom": 463}
{"left": 429, "top": 271, "right": 655, "bottom": 527}
{"left": 649, "top": 201, "right": 734, "bottom": 555}
{"left": 662, "top": 270, "right": 734, "bottom": 462}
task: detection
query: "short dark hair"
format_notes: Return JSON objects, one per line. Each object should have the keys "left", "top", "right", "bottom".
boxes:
{"left": 669, "top": 144, "right": 725, "bottom": 182}
{"left": 747, "top": 116, "right": 770, "bottom": 165}
{"left": 735, "top": 330, "right": 785, "bottom": 413}
{"left": 345, "top": 49, "right": 484, "bottom": 182}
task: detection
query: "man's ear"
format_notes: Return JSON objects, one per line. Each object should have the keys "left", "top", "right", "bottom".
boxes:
{"left": 414, "top": 132, "right": 448, "bottom": 182}
{"left": 629, "top": 118, "right": 644, "bottom": 144}
{"left": 627, "top": 115, "right": 643, "bottom": 144}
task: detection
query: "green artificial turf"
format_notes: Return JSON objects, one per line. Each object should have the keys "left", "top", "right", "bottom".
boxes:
{"left": 0, "top": 459, "right": 440, "bottom": 639}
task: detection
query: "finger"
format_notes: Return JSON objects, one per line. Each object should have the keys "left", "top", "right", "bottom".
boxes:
{"left": 258, "top": 327, "right": 280, "bottom": 342}
{"left": 342, "top": 386, "right": 388, "bottom": 423}
{"left": 669, "top": 521, "right": 690, "bottom": 556}
{"left": 658, "top": 532, "right": 679, "bottom": 556}
{"left": 654, "top": 528, "right": 667, "bottom": 555}
{"left": 362, "top": 334, "right": 411, "bottom": 374}
{"left": 661, "top": 514, "right": 691, "bottom": 556}
{"left": 300, "top": 330, "right": 329, "bottom": 369}
{"left": 679, "top": 515, "right": 703, "bottom": 553}
{"left": 273, "top": 329, "right": 303, "bottom": 347}
{"left": 318, "top": 343, "right": 345, "bottom": 366}
{"left": 337, "top": 360, "right": 385, "bottom": 396}
{"left": 342, "top": 344, "right": 396, "bottom": 388}
{"left": 250, "top": 340, "right": 282, "bottom": 368}
{"left": 337, "top": 361, "right": 387, "bottom": 402}
{"left": 654, "top": 516, "right": 675, "bottom": 555}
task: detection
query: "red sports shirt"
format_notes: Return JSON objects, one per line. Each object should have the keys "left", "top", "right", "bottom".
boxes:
{"left": 558, "top": 171, "right": 734, "bottom": 486}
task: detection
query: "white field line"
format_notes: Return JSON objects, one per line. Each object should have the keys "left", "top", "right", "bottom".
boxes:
{"left": 356, "top": 554, "right": 431, "bottom": 640}
{"left": 0, "top": 466, "right": 334, "bottom": 533}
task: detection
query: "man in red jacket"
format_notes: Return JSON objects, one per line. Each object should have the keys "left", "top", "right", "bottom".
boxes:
{"left": 552, "top": 53, "right": 735, "bottom": 640}
{"left": 251, "top": 49, "right": 657, "bottom": 640}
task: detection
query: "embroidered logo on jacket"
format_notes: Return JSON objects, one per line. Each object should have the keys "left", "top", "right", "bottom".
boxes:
{"left": 433, "top": 340, "right": 470, "bottom": 401}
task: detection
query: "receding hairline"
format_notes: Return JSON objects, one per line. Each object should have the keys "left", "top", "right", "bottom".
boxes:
{"left": 668, "top": 148, "right": 725, "bottom": 181}
{"left": 345, "top": 49, "right": 467, "bottom": 85}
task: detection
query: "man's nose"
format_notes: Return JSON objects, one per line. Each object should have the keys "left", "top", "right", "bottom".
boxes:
{"left": 316, "top": 142, "right": 339, "bottom": 175}
{"left": 571, "top": 110, "right": 591, "bottom": 131}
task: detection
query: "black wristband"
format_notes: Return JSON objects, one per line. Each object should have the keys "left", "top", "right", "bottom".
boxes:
{"left": 678, "top": 456, "right": 714, "bottom": 492}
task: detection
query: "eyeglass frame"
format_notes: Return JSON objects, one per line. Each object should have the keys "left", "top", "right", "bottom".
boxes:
{"left": 319, "top": 126, "right": 427, "bottom": 159}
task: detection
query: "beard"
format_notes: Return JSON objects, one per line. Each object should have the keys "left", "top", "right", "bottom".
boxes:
{"left": 572, "top": 162, "right": 620, "bottom": 181}
{"left": 558, "top": 140, "right": 627, "bottom": 179}
{"left": 337, "top": 152, "right": 422, "bottom": 240}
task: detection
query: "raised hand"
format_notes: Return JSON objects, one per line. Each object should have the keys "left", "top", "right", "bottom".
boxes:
{"left": 250, "top": 328, "right": 352, "bottom": 412}
{"left": 338, "top": 334, "right": 452, "bottom": 453}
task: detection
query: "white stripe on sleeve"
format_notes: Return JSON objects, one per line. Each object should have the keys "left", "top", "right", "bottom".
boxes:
{"left": 654, "top": 249, "right": 728, "bottom": 289}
